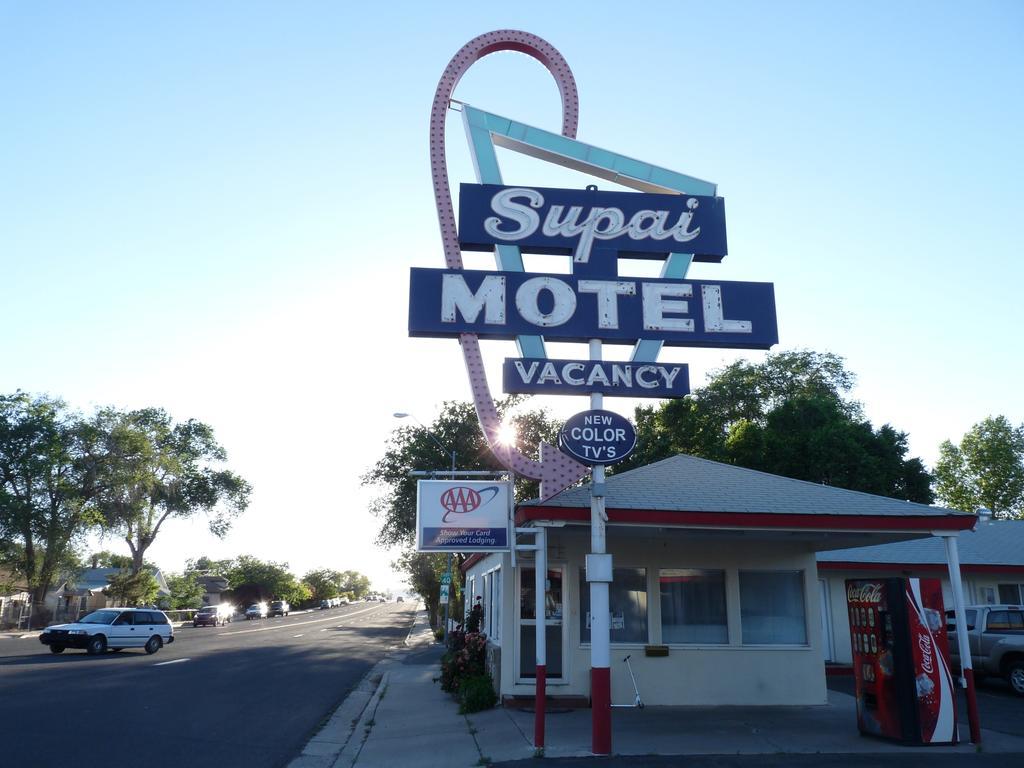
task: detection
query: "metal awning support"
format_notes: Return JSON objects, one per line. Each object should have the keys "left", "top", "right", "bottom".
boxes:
{"left": 938, "top": 531, "right": 982, "bottom": 744}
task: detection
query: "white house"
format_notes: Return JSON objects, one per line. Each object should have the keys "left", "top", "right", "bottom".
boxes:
{"left": 817, "top": 515, "right": 1024, "bottom": 665}
{"left": 463, "top": 455, "right": 973, "bottom": 707}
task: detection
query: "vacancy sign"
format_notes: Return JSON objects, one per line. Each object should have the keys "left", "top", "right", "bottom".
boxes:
{"left": 416, "top": 480, "right": 513, "bottom": 552}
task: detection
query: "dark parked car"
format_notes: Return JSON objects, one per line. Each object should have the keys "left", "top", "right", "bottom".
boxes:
{"left": 193, "top": 605, "right": 231, "bottom": 627}
{"left": 268, "top": 600, "right": 290, "bottom": 617}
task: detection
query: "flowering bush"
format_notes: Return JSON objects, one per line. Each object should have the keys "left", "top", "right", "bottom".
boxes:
{"left": 440, "top": 630, "right": 490, "bottom": 699}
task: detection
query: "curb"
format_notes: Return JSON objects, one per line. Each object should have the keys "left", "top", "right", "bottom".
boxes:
{"left": 335, "top": 668, "right": 391, "bottom": 767}
{"left": 287, "top": 661, "right": 390, "bottom": 768}
{"left": 288, "top": 607, "right": 425, "bottom": 768}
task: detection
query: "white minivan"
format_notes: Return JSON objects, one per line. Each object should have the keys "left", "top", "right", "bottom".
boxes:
{"left": 40, "top": 608, "right": 175, "bottom": 656}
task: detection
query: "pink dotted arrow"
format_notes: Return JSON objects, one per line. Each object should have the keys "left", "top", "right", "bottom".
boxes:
{"left": 430, "top": 31, "right": 589, "bottom": 500}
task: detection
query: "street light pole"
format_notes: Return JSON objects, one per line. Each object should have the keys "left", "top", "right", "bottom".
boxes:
{"left": 394, "top": 412, "right": 457, "bottom": 646}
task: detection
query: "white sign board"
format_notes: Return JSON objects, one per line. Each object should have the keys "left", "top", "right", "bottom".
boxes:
{"left": 416, "top": 480, "right": 512, "bottom": 552}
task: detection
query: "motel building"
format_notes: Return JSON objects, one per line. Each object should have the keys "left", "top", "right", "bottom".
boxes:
{"left": 463, "top": 454, "right": 974, "bottom": 707}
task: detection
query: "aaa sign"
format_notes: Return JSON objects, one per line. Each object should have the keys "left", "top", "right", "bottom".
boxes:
{"left": 416, "top": 480, "right": 512, "bottom": 553}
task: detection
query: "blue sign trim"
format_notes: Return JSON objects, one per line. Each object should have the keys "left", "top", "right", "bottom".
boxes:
{"left": 458, "top": 184, "right": 727, "bottom": 264}
{"left": 503, "top": 358, "right": 689, "bottom": 398}
{"left": 558, "top": 410, "right": 637, "bottom": 466}
{"left": 408, "top": 268, "right": 778, "bottom": 349}
{"left": 420, "top": 527, "right": 508, "bottom": 550}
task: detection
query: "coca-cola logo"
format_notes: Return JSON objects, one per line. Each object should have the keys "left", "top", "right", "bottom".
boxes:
{"left": 918, "top": 632, "right": 934, "bottom": 674}
{"left": 847, "top": 583, "right": 883, "bottom": 604}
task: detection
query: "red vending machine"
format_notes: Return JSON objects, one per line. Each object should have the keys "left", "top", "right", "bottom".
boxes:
{"left": 845, "top": 578, "right": 958, "bottom": 745}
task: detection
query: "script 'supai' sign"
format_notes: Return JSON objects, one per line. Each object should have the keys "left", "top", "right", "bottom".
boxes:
{"left": 408, "top": 268, "right": 777, "bottom": 349}
{"left": 458, "top": 184, "right": 728, "bottom": 265}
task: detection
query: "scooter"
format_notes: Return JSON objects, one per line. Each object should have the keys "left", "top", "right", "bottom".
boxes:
{"left": 611, "top": 654, "right": 644, "bottom": 709}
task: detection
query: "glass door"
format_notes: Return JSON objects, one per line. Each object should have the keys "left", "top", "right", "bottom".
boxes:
{"left": 518, "top": 566, "right": 564, "bottom": 680}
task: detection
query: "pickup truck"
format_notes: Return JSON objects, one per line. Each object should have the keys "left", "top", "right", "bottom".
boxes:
{"left": 946, "top": 604, "right": 1024, "bottom": 695}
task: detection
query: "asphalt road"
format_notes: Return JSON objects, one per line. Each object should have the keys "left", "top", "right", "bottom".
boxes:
{"left": 0, "top": 602, "right": 416, "bottom": 768}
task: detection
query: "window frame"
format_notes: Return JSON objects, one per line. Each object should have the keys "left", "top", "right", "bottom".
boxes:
{"left": 578, "top": 565, "right": 650, "bottom": 647}
{"left": 658, "top": 567, "right": 729, "bottom": 646}
{"left": 737, "top": 569, "right": 809, "bottom": 647}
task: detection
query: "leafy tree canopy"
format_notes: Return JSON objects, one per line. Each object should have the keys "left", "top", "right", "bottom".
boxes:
{"left": 363, "top": 397, "right": 561, "bottom": 548}
{"left": 302, "top": 568, "right": 342, "bottom": 601}
{"left": 185, "top": 555, "right": 234, "bottom": 576}
{"left": 92, "top": 407, "right": 252, "bottom": 573}
{"left": 165, "top": 571, "right": 206, "bottom": 610}
{"left": 339, "top": 570, "right": 371, "bottom": 599}
{"left": 393, "top": 549, "right": 455, "bottom": 628}
{"left": 104, "top": 569, "right": 160, "bottom": 607}
{"left": 224, "top": 555, "right": 309, "bottom": 606}
{"left": 0, "top": 393, "right": 105, "bottom": 604}
{"left": 617, "top": 350, "right": 933, "bottom": 503}
{"left": 935, "top": 415, "right": 1024, "bottom": 517}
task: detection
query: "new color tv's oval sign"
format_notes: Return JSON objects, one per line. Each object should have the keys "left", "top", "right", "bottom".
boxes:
{"left": 559, "top": 410, "right": 637, "bottom": 466}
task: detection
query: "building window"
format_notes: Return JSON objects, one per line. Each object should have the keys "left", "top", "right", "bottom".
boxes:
{"left": 580, "top": 567, "right": 648, "bottom": 644}
{"left": 488, "top": 568, "right": 501, "bottom": 642}
{"left": 659, "top": 569, "right": 728, "bottom": 644}
{"left": 998, "top": 584, "right": 1024, "bottom": 605}
{"left": 739, "top": 570, "right": 807, "bottom": 645}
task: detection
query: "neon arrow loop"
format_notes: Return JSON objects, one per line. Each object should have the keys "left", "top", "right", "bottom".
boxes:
{"left": 430, "top": 30, "right": 588, "bottom": 499}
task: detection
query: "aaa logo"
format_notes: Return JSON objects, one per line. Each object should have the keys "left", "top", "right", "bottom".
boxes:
{"left": 440, "top": 485, "right": 501, "bottom": 522}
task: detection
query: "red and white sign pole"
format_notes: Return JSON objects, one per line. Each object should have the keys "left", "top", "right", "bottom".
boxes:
{"left": 534, "top": 526, "right": 547, "bottom": 748}
{"left": 941, "top": 532, "right": 982, "bottom": 744}
{"left": 587, "top": 338, "right": 612, "bottom": 755}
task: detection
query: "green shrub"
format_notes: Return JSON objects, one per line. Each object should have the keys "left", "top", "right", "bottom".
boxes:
{"left": 433, "top": 626, "right": 445, "bottom": 642}
{"left": 440, "top": 651, "right": 459, "bottom": 693}
{"left": 440, "top": 631, "right": 488, "bottom": 695}
{"left": 458, "top": 673, "right": 497, "bottom": 714}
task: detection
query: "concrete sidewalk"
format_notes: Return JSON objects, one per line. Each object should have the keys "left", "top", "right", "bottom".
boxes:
{"left": 293, "top": 611, "right": 1024, "bottom": 767}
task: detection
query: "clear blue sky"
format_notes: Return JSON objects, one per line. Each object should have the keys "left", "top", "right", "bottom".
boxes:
{"left": 2, "top": 2, "right": 1021, "bottom": 589}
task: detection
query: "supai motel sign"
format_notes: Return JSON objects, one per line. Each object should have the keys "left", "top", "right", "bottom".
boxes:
{"left": 409, "top": 183, "right": 778, "bottom": 397}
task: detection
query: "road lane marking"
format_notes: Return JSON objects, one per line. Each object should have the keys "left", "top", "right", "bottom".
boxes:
{"left": 154, "top": 658, "right": 190, "bottom": 666}
{"left": 293, "top": 634, "right": 304, "bottom": 638}
{"left": 216, "top": 606, "right": 381, "bottom": 636}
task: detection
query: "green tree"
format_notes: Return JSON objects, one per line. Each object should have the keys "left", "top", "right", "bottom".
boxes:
{"left": 88, "top": 550, "right": 136, "bottom": 569}
{"left": 619, "top": 350, "right": 933, "bottom": 503}
{"left": 339, "top": 570, "right": 371, "bottom": 600}
{"left": 0, "top": 393, "right": 105, "bottom": 608}
{"left": 393, "top": 549, "right": 455, "bottom": 629}
{"left": 935, "top": 415, "right": 1024, "bottom": 518}
{"left": 302, "top": 568, "right": 342, "bottom": 602}
{"left": 93, "top": 407, "right": 252, "bottom": 574}
{"left": 166, "top": 571, "right": 205, "bottom": 609}
{"left": 224, "top": 555, "right": 307, "bottom": 606}
{"left": 363, "top": 397, "right": 561, "bottom": 548}
{"left": 104, "top": 569, "right": 160, "bottom": 606}
{"left": 185, "top": 555, "right": 233, "bottom": 575}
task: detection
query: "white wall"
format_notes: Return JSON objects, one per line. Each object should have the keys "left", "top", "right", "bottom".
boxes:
{"left": 470, "top": 530, "right": 827, "bottom": 707}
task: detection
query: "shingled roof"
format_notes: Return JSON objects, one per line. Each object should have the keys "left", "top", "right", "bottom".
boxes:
{"left": 818, "top": 519, "right": 1024, "bottom": 568}
{"left": 519, "top": 454, "right": 973, "bottom": 531}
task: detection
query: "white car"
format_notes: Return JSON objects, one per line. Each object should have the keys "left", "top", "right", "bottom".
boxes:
{"left": 40, "top": 608, "right": 175, "bottom": 656}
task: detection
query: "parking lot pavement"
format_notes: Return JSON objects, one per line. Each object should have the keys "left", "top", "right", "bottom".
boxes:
{"left": 827, "top": 673, "right": 1024, "bottom": 739}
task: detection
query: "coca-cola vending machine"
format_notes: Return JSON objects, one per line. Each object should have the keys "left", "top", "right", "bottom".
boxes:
{"left": 845, "top": 578, "right": 958, "bottom": 745}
